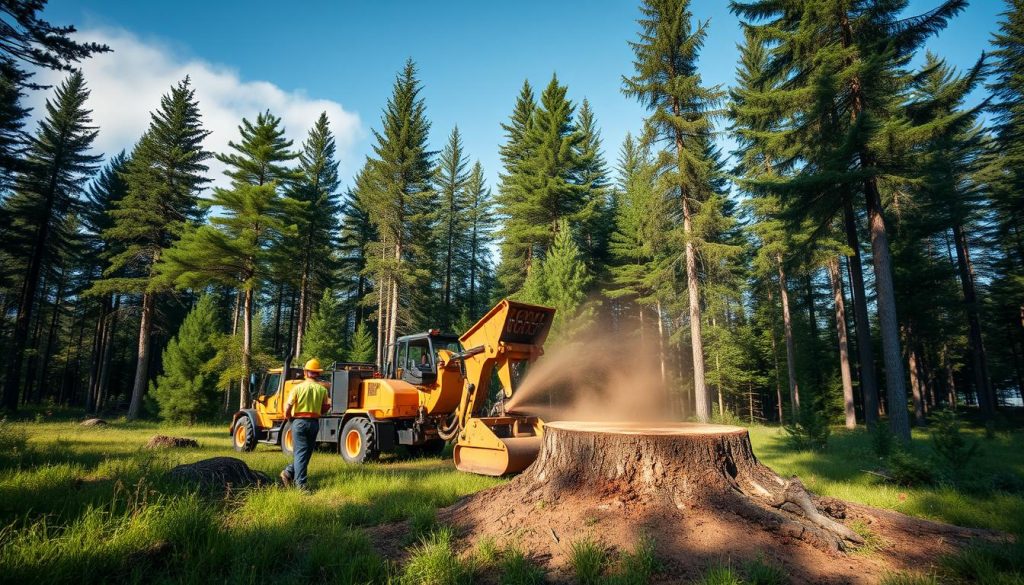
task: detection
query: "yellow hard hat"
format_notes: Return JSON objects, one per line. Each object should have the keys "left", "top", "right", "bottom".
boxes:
{"left": 303, "top": 358, "right": 323, "bottom": 373}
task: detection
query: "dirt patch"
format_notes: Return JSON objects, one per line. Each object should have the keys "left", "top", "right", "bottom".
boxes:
{"left": 145, "top": 435, "right": 199, "bottom": 449}
{"left": 369, "top": 422, "right": 1005, "bottom": 584}
{"left": 167, "top": 457, "right": 270, "bottom": 490}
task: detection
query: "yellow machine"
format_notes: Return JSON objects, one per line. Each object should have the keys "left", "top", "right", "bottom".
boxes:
{"left": 229, "top": 299, "right": 554, "bottom": 476}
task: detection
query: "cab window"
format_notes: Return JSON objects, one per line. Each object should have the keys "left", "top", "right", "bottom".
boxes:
{"left": 262, "top": 373, "right": 281, "bottom": 398}
{"left": 407, "top": 343, "right": 430, "bottom": 370}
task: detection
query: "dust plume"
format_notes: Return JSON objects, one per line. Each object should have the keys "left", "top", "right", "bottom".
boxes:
{"left": 504, "top": 329, "right": 675, "bottom": 422}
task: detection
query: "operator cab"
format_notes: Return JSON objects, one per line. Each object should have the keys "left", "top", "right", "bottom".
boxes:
{"left": 387, "top": 329, "right": 461, "bottom": 386}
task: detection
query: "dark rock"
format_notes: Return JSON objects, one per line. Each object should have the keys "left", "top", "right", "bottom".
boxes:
{"left": 145, "top": 435, "right": 199, "bottom": 449}
{"left": 167, "top": 457, "right": 270, "bottom": 490}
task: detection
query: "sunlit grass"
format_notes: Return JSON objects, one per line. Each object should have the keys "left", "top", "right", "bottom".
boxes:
{"left": 747, "top": 424, "right": 1024, "bottom": 534}
{"left": 0, "top": 417, "right": 1021, "bottom": 584}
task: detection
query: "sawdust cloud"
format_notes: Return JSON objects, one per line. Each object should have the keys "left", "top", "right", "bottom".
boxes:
{"left": 504, "top": 330, "right": 676, "bottom": 422}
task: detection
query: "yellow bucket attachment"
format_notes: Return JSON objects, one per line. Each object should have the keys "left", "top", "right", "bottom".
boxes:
{"left": 453, "top": 416, "right": 543, "bottom": 476}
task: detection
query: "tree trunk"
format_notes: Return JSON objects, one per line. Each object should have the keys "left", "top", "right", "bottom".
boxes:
{"left": 295, "top": 261, "right": 310, "bottom": 358}
{"left": 518, "top": 422, "right": 864, "bottom": 552}
{"left": 864, "top": 180, "right": 910, "bottom": 442}
{"left": 906, "top": 323, "right": 926, "bottom": 426}
{"left": 272, "top": 285, "right": 283, "bottom": 354}
{"left": 683, "top": 202, "right": 710, "bottom": 422}
{"left": 128, "top": 291, "right": 155, "bottom": 420}
{"left": 844, "top": 181, "right": 879, "bottom": 429}
{"left": 97, "top": 296, "right": 119, "bottom": 412}
{"left": 388, "top": 241, "right": 401, "bottom": 354}
{"left": 828, "top": 258, "right": 856, "bottom": 429}
{"left": 767, "top": 287, "right": 784, "bottom": 424}
{"left": 239, "top": 287, "right": 254, "bottom": 410}
{"left": 85, "top": 295, "right": 112, "bottom": 412}
{"left": 952, "top": 224, "right": 994, "bottom": 420}
{"left": 777, "top": 258, "right": 800, "bottom": 419}
{"left": 656, "top": 301, "right": 667, "bottom": 384}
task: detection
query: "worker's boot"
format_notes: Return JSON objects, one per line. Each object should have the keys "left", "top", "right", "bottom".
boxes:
{"left": 279, "top": 470, "right": 293, "bottom": 488}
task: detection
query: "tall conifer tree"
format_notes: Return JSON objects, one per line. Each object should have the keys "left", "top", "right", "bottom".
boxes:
{"left": 290, "top": 112, "right": 341, "bottom": 357}
{"left": 91, "top": 78, "right": 211, "bottom": 419}
{"left": 433, "top": 126, "right": 471, "bottom": 329}
{"left": 157, "top": 111, "right": 295, "bottom": 410}
{"left": 496, "top": 81, "right": 537, "bottom": 295}
{"left": 623, "top": 0, "right": 725, "bottom": 421}
{"left": 731, "top": 0, "right": 969, "bottom": 439}
{"left": 362, "top": 59, "right": 435, "bottom": 362}
{"left": 1, "top": 72, "right": 99, "bottom": 411}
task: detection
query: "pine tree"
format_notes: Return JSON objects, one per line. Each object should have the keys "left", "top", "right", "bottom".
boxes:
{"left": 987, "top": 0, "right": 1024, "bottom": 403}
{"left": 156, "top": 111, "right": 295, "bottom": 410}
{"left": 348, "top": 321, "right": 375, "bottom": 363}
{"left": 300, "top": 289, "right": 346, "bottom": 364}
{"left": 150, "top": 295, "right": 220, "bottom": 423}
{"left": 464, "top": 161, "right": 495, "bottom": 320}
{"left": 89, "top": 78, "right": 211, "bottom": 419}
{"left": 433, "top": 126, "right": 471, "bottom": 329}
{"left": 1, "top": 72, "right": 99, "bottom": 412}
{"left": 901, "top": 53, "right": 989, "bottom": 420}
{"left": 290, "top": 112, "right": 342, "bottom": 357}
{"left": 495, "top": 80, "right": 537, "bottom": 295}
{"left": 362, "top": 59, "right": 435, "bottom": 364}
{"left": 623, "top": 0, "right": 725, "bottom": 422}
{"left": 339, "top": 175, "right": 376, "bottom": 329}
{"left": 81, "top": 151, "right": 129, "bottom": 412}
{"left": 606, "top": 133, "right": 668, "bottom": 336}
{"left": 574, "top": 98, "right": 613, "bottom": 269}
{"left": 730, "top": 0, "right": 968, "bottom": 440}
{"left": 496, "top": 75, "right": 600, "bottom": 300}
{"left": 518, "top": 220, "right": 594, "bottom": 342}
{"left": 0, "top": 58, "right": 29, "bottom": 189}
{"left": 0, "top": 1, "right": 108, "bottom": 183}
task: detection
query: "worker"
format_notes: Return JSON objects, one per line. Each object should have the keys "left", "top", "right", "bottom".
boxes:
{"left": 280, "top": 358, "right": 331, "bottom": 491}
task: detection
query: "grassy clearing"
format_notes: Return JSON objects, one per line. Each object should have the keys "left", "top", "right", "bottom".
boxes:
{"left": 0, "top": 418, "right": 498, "bottom": 584}
{"left": 0, "top": 416, "right": 1021, "bottom": 584}
{"left": 748, "top": 424, "right": 1024, "bottom": 535}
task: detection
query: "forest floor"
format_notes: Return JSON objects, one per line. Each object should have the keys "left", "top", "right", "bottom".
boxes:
{"left": 0, "top": 412, "right": 1021, "bottom": 584}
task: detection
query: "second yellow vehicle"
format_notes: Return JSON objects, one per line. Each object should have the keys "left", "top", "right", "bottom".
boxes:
{"left": 229, "top": 299, "right": 554, "bottom": 476}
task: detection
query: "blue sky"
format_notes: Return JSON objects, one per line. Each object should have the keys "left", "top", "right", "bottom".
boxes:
{"left": 40, "top": 0, "right": 1006, "bottom": 192}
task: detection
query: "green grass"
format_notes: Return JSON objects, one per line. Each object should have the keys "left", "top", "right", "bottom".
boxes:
{"left": 0, "top": 417, "right": 1021, "bottom": 584}
{"left": 747, "top": 424, "right": 1024, "bottom": 535}
{"left": 569, "top": 536, "right": 607, "bottom": 584}
{"left": 0, "top": 419, "right": 498, "bottom": 585}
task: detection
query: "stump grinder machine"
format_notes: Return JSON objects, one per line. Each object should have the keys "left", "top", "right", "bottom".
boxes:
{"left": 229, "top": 299, "right": 554, "bottom": 476}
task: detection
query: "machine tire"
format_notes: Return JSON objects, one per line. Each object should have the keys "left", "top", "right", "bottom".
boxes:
{"left": 281, "top": 421, "right": 295, "bottom": 457}
{"left": 340, "top": 417, "right": 379, "bottom": 464}
{"left": 232, "top": 417, "right": 257, "bottom": 452}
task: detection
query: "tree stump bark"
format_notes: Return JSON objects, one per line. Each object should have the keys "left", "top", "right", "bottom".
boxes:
{"left": 524, "top": 422, "right": 863, "bottom": 552}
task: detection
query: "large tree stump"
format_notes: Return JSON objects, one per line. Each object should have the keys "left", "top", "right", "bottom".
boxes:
{"left": 397, "top": 421, "right": 999, "bottom": 582}
{"left": 519, "top": 422, "right": 861, "bottom": 552}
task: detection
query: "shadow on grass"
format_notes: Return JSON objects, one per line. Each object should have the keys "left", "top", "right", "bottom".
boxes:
{"left": 0, "top": 420, "right": 500, "bottom": 585}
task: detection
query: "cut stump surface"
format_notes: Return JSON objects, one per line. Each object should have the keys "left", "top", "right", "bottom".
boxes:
{"left": 406, "top": 422, "right": 1003, "bottom": 584}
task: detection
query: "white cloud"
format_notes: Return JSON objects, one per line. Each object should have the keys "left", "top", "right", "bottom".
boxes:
{"left": 29, "top": 27, "right": 363, "bottom": 189}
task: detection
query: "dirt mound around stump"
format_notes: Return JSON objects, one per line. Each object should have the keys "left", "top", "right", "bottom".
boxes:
{"left": 167, "top": 457, "right": 270, "bottom": 490}
{"left": 371, "top": 422, "right": 1003, "bottom": 584}
{"left": 145, "top": 435, "right": 199, "bottom": 449}
{"left": 80, "top": 418, "right": 107, "bottom": 426}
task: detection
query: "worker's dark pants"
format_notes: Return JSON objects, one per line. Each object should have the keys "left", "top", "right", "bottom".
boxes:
{"left": 284, "top": 418, "right": 319, "bottom": 488}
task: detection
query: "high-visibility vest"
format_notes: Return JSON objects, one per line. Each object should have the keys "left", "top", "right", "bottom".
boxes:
{"left": 290, "top": 379, "right": 328, "bottom": 418}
